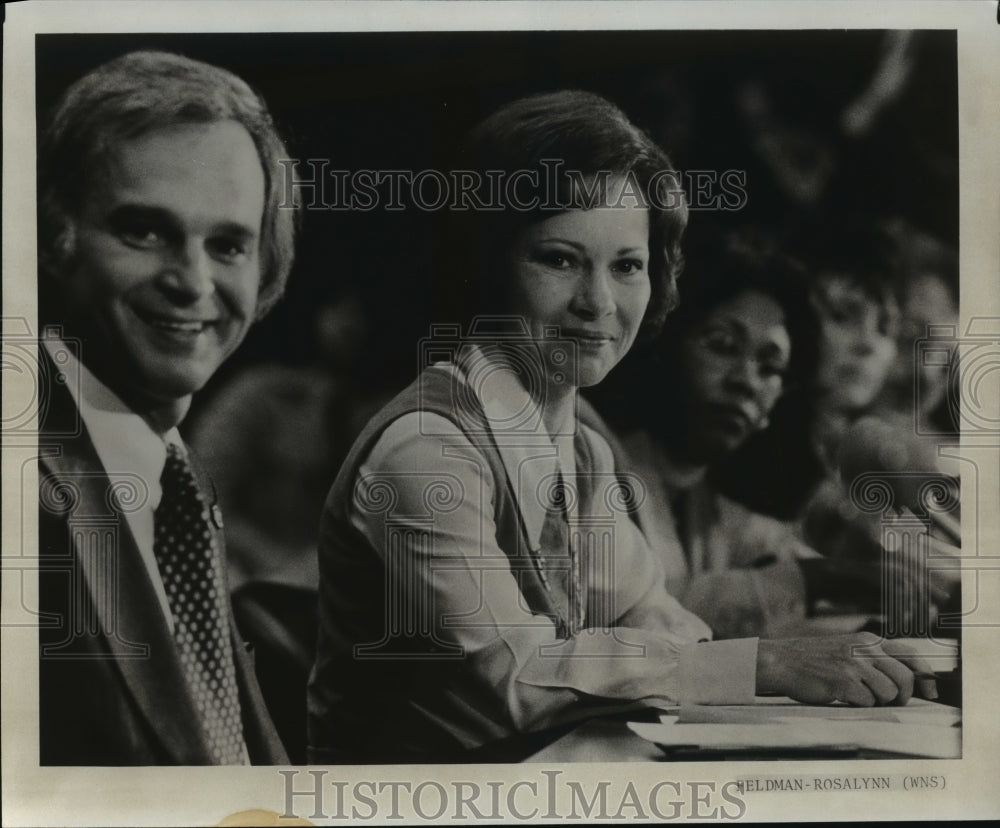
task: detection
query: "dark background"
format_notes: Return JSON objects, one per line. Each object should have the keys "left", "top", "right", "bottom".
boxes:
{"left": 36, "top": 30, "right": 958, "bottom": 414}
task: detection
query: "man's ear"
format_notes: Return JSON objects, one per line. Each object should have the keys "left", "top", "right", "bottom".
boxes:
{"left": 39, "top": 214, "right": 78, "bottom": 285}
{"left": 252, "top": 273, "right": 272, "bottom": 323}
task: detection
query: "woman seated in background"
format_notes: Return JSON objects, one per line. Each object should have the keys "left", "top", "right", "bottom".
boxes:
{"left": 796, "top": 220, "right": 960, "bottom": 631}
{"left": 588, "top": 237, "right": 818, "bottom": 638}
{"left": 307, "top": 91, "right": 936, "bottom": 764}
{"left": 874, "top": 217, "right": 959, "bottom": 434}
{"left": 710, "top": 223, "right": 953, "bottom": 633}
{"left": 714, "top": 222, "right": 901, "bottom": 524}
{"left": 590, "top": 235, "right": 933, "bottom": 638}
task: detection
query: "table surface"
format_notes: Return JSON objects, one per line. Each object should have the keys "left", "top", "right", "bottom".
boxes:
{"left": 522, "top": 699, "right": 962, "bottom": 763}
{"left": 525, "top": 717, "right": 665, "bottom": 762}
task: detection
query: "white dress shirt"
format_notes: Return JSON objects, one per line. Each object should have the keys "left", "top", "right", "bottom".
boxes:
{"left": 44, "top": 335, "right": 182, "bottom": 631}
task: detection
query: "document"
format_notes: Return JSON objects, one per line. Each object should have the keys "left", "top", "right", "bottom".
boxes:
{"left": 630, "top": 716, "right": 961, "bottom": 759}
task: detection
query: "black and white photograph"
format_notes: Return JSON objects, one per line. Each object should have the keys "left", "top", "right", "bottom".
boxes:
{"left": 3, "top": 1, "right": 998, "bottom": 824}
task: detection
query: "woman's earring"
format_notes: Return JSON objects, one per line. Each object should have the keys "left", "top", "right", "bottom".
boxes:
{"left": 757, "top": 415, "right": 770, "bottom": 430}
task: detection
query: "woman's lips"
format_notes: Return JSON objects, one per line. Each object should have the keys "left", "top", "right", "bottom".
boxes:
{"left": 704, "top": 403, "right": 754, "bottom": 431}
{"left": 836, "top": 361, "right": 884, "bottom": 389}
{"left": 564, "top": 329, "right": 616, "bottom": 348}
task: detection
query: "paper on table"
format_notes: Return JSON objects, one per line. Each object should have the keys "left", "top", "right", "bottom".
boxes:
{"left": 889, "top": 637, "right": 959, "bottom": 671}
{"left": 678, "top": 696, "right": 960, "bottom": 727}
{"left": 628, "top": 720, "right": 961, "bottom": 759}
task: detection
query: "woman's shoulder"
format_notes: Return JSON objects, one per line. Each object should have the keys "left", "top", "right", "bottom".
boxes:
{"left": 364, "top": 411, "right": 469, "bottom": 473}
{"left": 351, "top": 364, "right": 464, "bottom": 435}
{"left": 346, "top": 363, "right": 496, "bottom": 477}
{"left": 576, "top": 397, "right": 648, "bottom": 486}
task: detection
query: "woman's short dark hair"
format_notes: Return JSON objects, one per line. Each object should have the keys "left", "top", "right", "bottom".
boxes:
{"left": 882, "top": 217, "right": 958, "bottom": 306}
{"left": 586, "top": 231, "right": 819, "bottom": 435}
{"left": 38, "top": 50, "right": 298, "bottom": 319}
{"left": 791, "top": 218, "right": 901, "bottom": 309}
{"left": 662, "top": 233, "right": 820, "bottom": 393}
{"left": 438, "top": 90, "right": 688, "bottom": 341}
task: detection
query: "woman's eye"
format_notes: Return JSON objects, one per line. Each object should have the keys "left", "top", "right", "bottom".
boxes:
{"left": 760, "top": 362, "right": 788, "bottom": 380}
{"left": 614, "top": 258, "right": 645, "bottom": 275}
{"left": 826, "top": 308, "right": 854, "bottom": 325}
{"left": 878, "top": 309, "right": 900, "bottom": 338}
{"left": 537, "top": 251, "right": 573, "bottom": 269}
{"left": 820, "top": 296, "right": 867, "bottom": 326}
{"left": 702, "top": 329, "right": 739, "bottom": 354}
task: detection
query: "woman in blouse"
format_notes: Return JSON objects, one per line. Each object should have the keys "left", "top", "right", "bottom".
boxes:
{"left": 307, "top": 91, "right": 935, "bottom": 763}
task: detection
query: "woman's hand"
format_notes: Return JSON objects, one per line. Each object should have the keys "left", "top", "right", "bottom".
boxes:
{"left": 756, "top": 633, "right": 938, "bottom": 706}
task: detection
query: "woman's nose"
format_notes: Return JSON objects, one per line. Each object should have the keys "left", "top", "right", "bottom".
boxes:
{"left": 572, "top": 269, "right": 615, "bottom": 319}
{"left": 851, "top": 317, "right": 883, "bottom": 355}
{"left": 725, "top": 357, "right": 761, "bottom": 394}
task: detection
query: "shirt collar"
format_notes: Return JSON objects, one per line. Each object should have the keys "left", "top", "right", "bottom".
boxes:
{"left": 42, "top": 334, "right": 183, "bottom": 510}
{"left": 452, "top": 343, "right": 578, "bottom": 551}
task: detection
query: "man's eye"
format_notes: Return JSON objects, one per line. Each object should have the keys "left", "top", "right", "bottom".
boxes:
{"left": 118, "top": 226, "right": 165, "bottom": 248}
{"left": 207, "top": 238, "right": 249, "bottom": 261}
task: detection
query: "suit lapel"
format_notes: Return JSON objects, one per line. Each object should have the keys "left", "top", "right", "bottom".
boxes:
{"left": 229, "top": 612, "right": 288, "bottom": 763}
{"left": 39, "top": 361, "right": 215, "bottom": 764}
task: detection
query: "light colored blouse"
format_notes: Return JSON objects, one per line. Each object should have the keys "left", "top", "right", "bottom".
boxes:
{"left": 340, "top": 347, "right": 758, "bottom": 747}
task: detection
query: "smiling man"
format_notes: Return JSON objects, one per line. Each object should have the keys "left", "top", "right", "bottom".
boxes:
{"left": 36, "top": 51, "right": 296, "bottom": 765}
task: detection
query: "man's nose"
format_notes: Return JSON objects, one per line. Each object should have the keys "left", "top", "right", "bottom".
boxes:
{"left": 160, "top": 240, "right": 215, "bottom": 301}
{"left": 572, "top": 268, "right": 615, "bottom": 319}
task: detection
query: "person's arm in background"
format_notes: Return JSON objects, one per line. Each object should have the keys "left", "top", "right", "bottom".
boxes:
{"left": 796, "top": 478, "right": 950, "bottom": 622}
{"left": 575, "top": 400, "right": 936, "bottom": 699}
{"left": 673, "top": 485, "right": 811, "bottom": 639}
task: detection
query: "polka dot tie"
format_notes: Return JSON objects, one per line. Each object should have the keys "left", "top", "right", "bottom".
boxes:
{"left": 154, "top": 443, "right": 247, "bottom": 765}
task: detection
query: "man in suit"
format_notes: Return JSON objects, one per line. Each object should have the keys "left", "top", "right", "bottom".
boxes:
{"left": 36, "top": 50, "right": 296, "bottom": 765}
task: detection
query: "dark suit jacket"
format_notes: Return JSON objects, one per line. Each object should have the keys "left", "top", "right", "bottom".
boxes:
{"left": 36, "top": 348, "right": 288, "bottom": 765}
